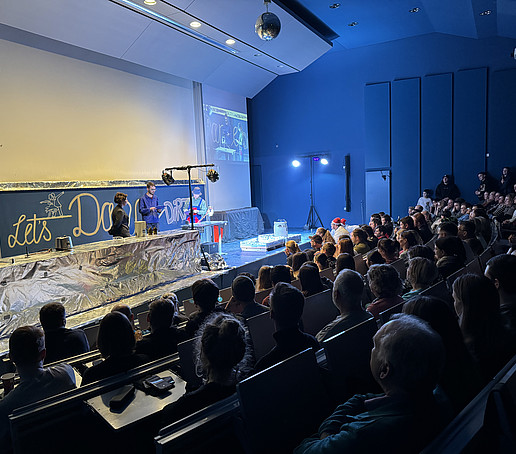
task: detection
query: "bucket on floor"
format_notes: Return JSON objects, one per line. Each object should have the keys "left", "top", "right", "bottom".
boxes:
{"left": 274, "top": 220, "right": 288, "bottom": 238}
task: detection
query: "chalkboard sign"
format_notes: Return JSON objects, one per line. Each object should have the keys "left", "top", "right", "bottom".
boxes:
{"left": 0, "top": 184, "right": 206, "bottom": 257}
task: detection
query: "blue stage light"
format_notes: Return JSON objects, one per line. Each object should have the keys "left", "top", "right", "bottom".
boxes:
{"left": 292, "top": 159, "right": 301, "bottom": 167}
{"left": 321, "top": 158, "right": 329, "bottom": 165}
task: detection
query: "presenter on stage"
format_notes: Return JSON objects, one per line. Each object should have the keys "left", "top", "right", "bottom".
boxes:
{"left": 108, "top": 192, "right": 130, "bottom": 237}
{"left": 139, "top": 181, "right": 162, "bottom": 229}
{"left": 184, "top": 186, "right": 208, "bottom": 223}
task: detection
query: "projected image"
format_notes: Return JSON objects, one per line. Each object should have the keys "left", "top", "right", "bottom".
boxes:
{"left": 203, "top": 104, "right": 249, "bottom": 163}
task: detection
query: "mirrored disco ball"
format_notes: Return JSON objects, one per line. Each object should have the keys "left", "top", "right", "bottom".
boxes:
{"left": 255, "top": 12, "right": 281, "bottom": 41}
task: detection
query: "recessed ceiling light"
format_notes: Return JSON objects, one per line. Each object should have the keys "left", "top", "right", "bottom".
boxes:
{"left": 329, "top": 3, "right": 340, "bottom": 8}
{"left": 144, "top": 0, "right": 156, "bottom": 4}
{"left": 479, "top": 10, "right": 492, "bottom": 16}
{"left": 225, "top": 39, "right": 236, "bottom": 45}
{"left": 348, "top": 21, "right": 358, "bottom": 27}
{"left": 277, "top": 64, "right": 284, "bottom": 68}
{"left": 189, "top": 21, "right": 202, "bottom": 28}
{"left": 254, "top": 53, "right": 262, "bottom": 57}
{"left": 409, "top": 7, "right": 419, "bottom": 13}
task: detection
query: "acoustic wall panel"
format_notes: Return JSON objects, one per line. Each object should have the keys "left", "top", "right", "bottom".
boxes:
{"left": 364, "top": 82, "right": 391, "bottom": 170}
{"left": 488, "top": 69, "right": 516, "bottom": 175}
{"left": 391, "top": 78, "right": 421, "bottom": 219}
{"left": 421, "top": 73, "right": 453, "bottom": 196}
{"left": 453, "top": 68, "right": 487, "bottom": 202}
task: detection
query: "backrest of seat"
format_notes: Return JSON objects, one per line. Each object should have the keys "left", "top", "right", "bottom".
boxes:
{"left": 420, "top": 279, "right": 452, "bottom": 304}
{"left": 390, "top": 258, "right": 407, "bottom": 280}
{"left": 378, "top": 300, "right": 405, "bottom": 326}
{"left": 446, "top": 266, "right": 467, "bottom": 291}
{"left": 137, "top": 310, "right": 150, "bottom": 331}
{"left": 254, "top": 287, "right": 271, "bottom": 305}
{"left": 219, "top": 286, "right": 233, "bottom": 303}
{"left": 479, "top": 245, "right": 495, "bottom": 270}
{"left": 354, "top": 254, "right": 368, "bottom": 275}
{"left": 465, "top": 257, "right": 483, "bottom": 276}
{"left": 237, "top": 348, "right": 331, "bottom": 454}
{"left": 182, "top": 298, "right": 197, "bottom": 317}
{"left": 246, "top": 311, "right": 275, "bottom": 361}
{"left": 301, "top": 289, "right": 339, "bottom": 336}
{"left": 177, "top": 336, "right": 202, "bottom": 387}
{"left": 320, "top": 267, "right": 335, "bottom": 282}
{"left": 83, "top": 324, "right": 100, "bottom": 350}
{"left": 323, "top": 317, "right": 378, "bottom": 395}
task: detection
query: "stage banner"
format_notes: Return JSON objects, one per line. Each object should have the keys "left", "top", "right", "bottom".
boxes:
{"left": 0, "top": 183, "right": 205, "bottom": 258}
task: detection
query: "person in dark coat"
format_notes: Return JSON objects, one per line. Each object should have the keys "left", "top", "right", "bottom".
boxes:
{"left": 435, "top": 174, "right": 460, "bottom": 201}
{"left": 39, "top": 302, "right": 90, "bottom": 364}
{"left": 109, "top": 192, "right": 130, "bottom": 237}
{"left": 474, "top": 171, "right": 498, "bottom": 201}
{"left": 499, "top": 167, "right": 516, "bottom": 195}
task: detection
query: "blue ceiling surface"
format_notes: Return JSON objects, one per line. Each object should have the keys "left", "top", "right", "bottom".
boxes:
{"left": 289, "top": 0, "right": 515, "bottom": 48}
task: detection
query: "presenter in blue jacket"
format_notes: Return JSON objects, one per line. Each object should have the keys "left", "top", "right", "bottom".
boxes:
{"left": 139, "top": 181, "right": 161, "bottom": 229}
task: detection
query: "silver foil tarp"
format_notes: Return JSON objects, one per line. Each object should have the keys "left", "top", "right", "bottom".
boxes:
{"left": 0, "top": 229, "right": 201, "bottom": 348}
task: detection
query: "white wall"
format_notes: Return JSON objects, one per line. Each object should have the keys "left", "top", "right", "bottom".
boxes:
{"left": 0, "top": 39, "right": 197, "bottom": 182}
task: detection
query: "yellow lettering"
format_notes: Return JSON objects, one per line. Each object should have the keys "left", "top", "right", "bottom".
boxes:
{"left": 24, "top": 215, "right": 35, "bottom": 245}
{"left": 68, "top": 193, "right": 101, "bottom": 237}
{"left": 8, "top": 215, "right": 26, "bottom": 248}
{"left": 38, "top": 220, "right": 52, "bottom": 243}
{"left": 101, "top": 202, "right": 114, "bottom": 232}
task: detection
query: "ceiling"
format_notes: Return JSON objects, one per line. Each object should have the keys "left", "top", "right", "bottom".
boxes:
{"left": 290, "top": 0, "right": 516, "bottom": 49}
{"left": 1, "top": 1, "right": 515, "bottom": 98}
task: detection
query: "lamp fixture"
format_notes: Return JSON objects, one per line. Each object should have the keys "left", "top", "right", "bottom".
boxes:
{"left": 292, "top": 159, "right": 301, "bottom": 167}
{"left": 348, "top": 21, "right": 358, "bottom": 27}
{"left": 144, "top": 0, "right": 156, "bottom": 5}
{"left": 162, "top": 170, "right": 175, "bottom": 185}
{"left": 255, "top": 0, "right": 281, "bottom": 41}
{"left": 207, "top": 169, "right": 220, "bottom": 183}
{"left": 190, "top": 21, "right": 202, "bottom": 28}
{"left": 225, "top": 39, "right": 236, "bottom": 45}
{"left": 479, "top": 10, "right": 492, "bottom": 16}
{"left": 409, "top": 7, "right": 419, "bottom": 13}
{"left": 329, "top": 3, "right": 340, "bottom": 9}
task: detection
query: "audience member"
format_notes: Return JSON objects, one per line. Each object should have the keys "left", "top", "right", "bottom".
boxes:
{"left": 256, "top": 265, "right": 273, "bottom": 291}
{"left": 225, "top": 275, "right": 269, "bottom": 321}
{"left": 285, "top": 240, "right": 301, "bottom": 267}
{"left": 452, "top": 274, "right": 513, "bottom": 383}
{"left": 402, "top": 258, "right": 438, "bottom": 300}
{"left": 183, "top": 279, "right": 224, "bottom": 339}
{"left": 161, "top": 313, "right": 250, "bottom": 424}
{"left": 261, "top": 265, "right": 292, "bottom": 306}
{"left": 398, "top": 230, "right": 420, "bottom": 260}
{"left": 475, "top": 171, "right": 498, "bottom": 201}
{"left": 438, "top": 222, "right": 458, "bottom": 238}
{"left": 374, "top": 224, "right": 390, "bottom": 240}
{"left": 417, "top": 189, "right": 433, "bottom": 212}
{"left": 135, "top": 298, "right": 181, "bottom": 360}
{"left": 331, "top": 218, "right": 349, "bottom": 242}
{"left": 500, "top": 167, "right": 515, "bottom": 195}
{"left": 457, "top": 221, "right": 484, "bottom": 256}
{"left": 377, "top": 238, "right": 399, "bottom": 264}
{"left": 407, "top": 245, "right": 435, "bottom": 261}
{"left": 485, "top": 254, "right": 516, "bottom": 341}
{"left": 403, "top": 296, "right": 482, "bottom": 413}
{"left": 365, "top": 250, "right": 385, "bottom": 268}
{"left": 0, "top": 326, "right": 76, "bottom": 447}
{"left": 351, "top": 228, "right": 371, "bottom": 255}
{"left": 361, "top": 225, "right": 378, "bottom": 249}
{"left": 412, "top": 212, "right": 433, "bottom": 243}
{"left": 291, "top": 251, "right": 309, "bottom": 278}
{"left": 381, "top": 214, "right": 394, "bottom": 236}
{"left": 39, "top": 302, "right": 90, "bottom": 364}
{"left": 81, "top": 312, "right": 149, "bottom": 385}
{"left": 434, "top": 237, "right": 466, "bottom": 280}
{"left": 335, "top": 253, "right": 356, "bottom": 275}
{"left": 255, "top": 283, "right": 319, "bottom": 372}
{"left": 321, "top": 242, "right": 337, "bottom": 269}
{"left": 313, "top": 251, "right": 329, "bottom": 271}
{"left": 435, "top": 174, "right": 460, "bottom": 200}
{"left": 306, "top": 235, "right": 323, "bottom": 260}
{"left": 399, "top": 216, "right": 415, "bottom": 231}
{"left": 336, "top": 238, "right": 354, "bottom": 256}
{"left": 295, "top": 315, "right": 447, "bottom": 454}
{"left": 316, "top": 270, "right": 372, "bottom": 342}
{"left": 298, "top": 262, "right": 331, "bottom": 298}
{"left": 366, "top": 264, "right": 403, "bottom": 319}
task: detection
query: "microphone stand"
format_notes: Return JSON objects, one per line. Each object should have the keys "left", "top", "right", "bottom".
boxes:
{"left": 164, "top": 164, "right": 215, "bottom": 270}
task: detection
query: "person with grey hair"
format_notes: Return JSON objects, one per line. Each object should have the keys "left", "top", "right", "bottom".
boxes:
{"left": 402, "top": 258, "right": 439, "bottom": 301}
{"left": 295, "top": 314, "right": 447, "bottom": 453}
{"left": 316, "top": 270, "right": 372, "bottom": 342}
{"left": 0, "top": 326, "right": 76, "bottom": 448}
{"left": 161, "top": 313, "right": 251, "bottom": 424}
{"left": 366, "top": 264, "right": 403, "bottom": 319}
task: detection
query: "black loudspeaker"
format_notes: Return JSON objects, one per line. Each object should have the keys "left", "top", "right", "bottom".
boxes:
{"left": 201, "top": 242, "right": 218, "bottom": 254}
{"left": 344, "top": 154, "right": 351, "bottom": 212}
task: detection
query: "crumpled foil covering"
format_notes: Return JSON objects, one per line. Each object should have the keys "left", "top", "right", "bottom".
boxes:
{"left": 0, "top": 179, "right": 201, "bottom": 191}
{"left": 0, "top": 229, "right": 201, "bottom": 344}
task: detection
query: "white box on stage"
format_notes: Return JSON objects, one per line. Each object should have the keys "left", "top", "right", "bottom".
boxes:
{"left": 274, "top": 220, "right": 288, "bottom": 238}
{"left": 134, "top": 221, "right": 146, "bottom": 237}
{"left": 239, "top": 233, "right": 302, "bottom": 252}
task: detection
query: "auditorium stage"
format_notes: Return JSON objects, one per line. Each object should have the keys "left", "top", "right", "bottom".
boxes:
{"left": 0, "top": 228, "right": 313, "bottom": 355}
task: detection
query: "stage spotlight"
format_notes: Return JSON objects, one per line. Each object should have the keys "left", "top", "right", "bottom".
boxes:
{"left": 292, "top": 160, "right": 301, "bottom": 167}
{"left": 207, "top": 169, "right": 219, "bottom": 182}
{"left": 321, "top": 158, "right": 329, "bottom": 165}
{"left": 162, "top": 170, "right": 174, "bottom": 185}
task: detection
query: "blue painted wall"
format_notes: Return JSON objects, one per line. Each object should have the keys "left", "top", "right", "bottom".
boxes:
{"left": 249, "top": 34, "right": 516, "bottom": 226}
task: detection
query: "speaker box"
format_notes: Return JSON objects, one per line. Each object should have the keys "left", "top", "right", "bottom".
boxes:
{"left": 201, "top": 242, "right": 218, "bottom": 254}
